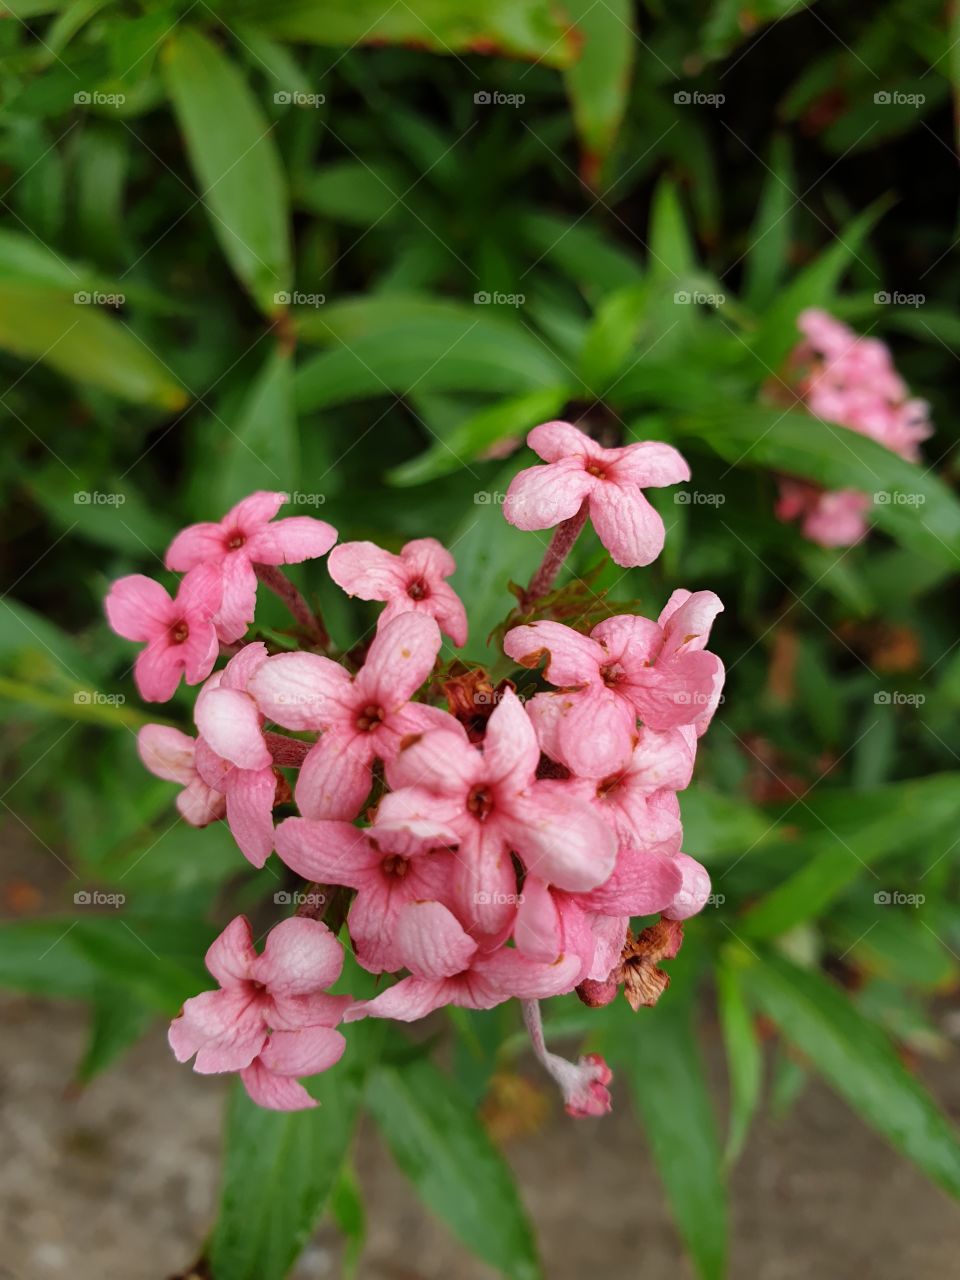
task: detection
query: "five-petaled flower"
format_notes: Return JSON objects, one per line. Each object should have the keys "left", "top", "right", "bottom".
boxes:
{"left": 503, "top": 421, "right": 690, "bottom": 567}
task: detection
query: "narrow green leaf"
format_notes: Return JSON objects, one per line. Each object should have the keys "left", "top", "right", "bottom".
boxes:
{"left": 716, "top": 959, "right": 762, "bottom": 1164}
{"left": 367, "top": 1057, "right": 542, "bottom": 1280}
{"left": 75, "top": 987, "right": 154, "bottom": 1083}
{"left": 564, "top": 0, "right": 635, "bottom": 174}
{"left": 741, "top": 952, "right": 960, "bottom": 1198}
{"left": 216, "top": 346, "right": 298, "bottom": 508}
{"left": 163, "top": 27, "right": 291, "bottom": 314}
{"left": 743, "top": 134, "right": 795, "bottom": 309}
{"left": 329, "top": 1162, "right": 366, "bottom": 1279}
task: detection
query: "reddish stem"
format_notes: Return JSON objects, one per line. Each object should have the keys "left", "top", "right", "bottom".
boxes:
{"left": 264, "top": 731, "right": 311, "bottom": 767}
{"left": 520, "top": 502, "right": 589, "bottom": 609}
{"left": 254, "top": 563, "right": 329, "bottom": 649}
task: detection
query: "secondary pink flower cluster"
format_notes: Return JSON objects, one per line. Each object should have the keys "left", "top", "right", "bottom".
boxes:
{"left": 105, "top": 421, "right": 724, "bottom": 1116}
{"left": 776, "top": 309, "right": 932, "bottom": 547}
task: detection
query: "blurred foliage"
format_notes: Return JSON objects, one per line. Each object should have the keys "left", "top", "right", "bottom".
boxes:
{"left": 1, "top": 1, "right": 959, "bottom": 1278}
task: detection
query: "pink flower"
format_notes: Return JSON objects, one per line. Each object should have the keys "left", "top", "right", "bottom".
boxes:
{"left": 275, "top": 815, "right": 459, "bottom": 973}
{"left": 344, "top": 900, "right": 582, "bottom": 1023}
{"left": 503, "top": 421, "right": 690, "bottom": 567}
{"left": 521, "top": 998, "right": 613, "bottom": 1117}
{"left": 378, "top": 689, "right": 618, "bottom": 939}
{"left": 776, "top": 310, "right": 933, "bottom": 548}
{"left": 503, "top": 591, "right": 724, "bottom": 778}
{"left": 138, "top": 724, "right": 226, "bottom": 827}
{"left": 165, "top": 491, "right": 338, "bottom": 642}
{"left": 105, "top": 564, "right": 222, "bottom": 702}
{"left": 249, "top": 613, "right": 448, "bottom": 822}
{"left": 661, "top": 852, "right": 713, "bottom": 920}
{"left": 328, "top": 537, "right": 468, "bottom": 646}
{"left": 169, "top": 916, "right": 349, "bottom": 1111}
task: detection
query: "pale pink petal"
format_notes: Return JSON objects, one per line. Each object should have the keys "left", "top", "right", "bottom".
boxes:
{"left": 481, "top": 688, "right": 539, "bottom": 785}
{"left": 424, "top": 580, "right": 468, "bottom": 647}
{"left": 356, "top": 612, "right": 441, "bottom": 708}
{"left": 451, "top": 823, "right": 519, "bottom": 939}
{"left": 225, "top": 767, "right": 277, "bottom": 868}
{"left": 295, "top": 733, "right": 374, "bottom": 821}
{"left": 225, "top": 490, "right": 287, "bottom": 532}
{"left": 328, "top": 541, "right": 405, "bottom": 598}
{"left": 137, "top": 725, "right": 196, "bottom": 785}
{"left": 196, "top": 686, "right": 270, "bottom": 771}
{"left": 395, "top": 901, "right": 477, "bottom": 979}
{"left": 579, "top": 846, "right": 683, "bottom": 915}
{"left": 268, "top": 991, "right": 351, "bottom": 1031}
{"left": 177, "top": 778, "right": 226, "bottom": 826}
{"left": 205, "top": 916, "right": 256, "bottom": 987}
{"left": 245, "top": 516, "right": 338, "bottom": 565}
{"left": 179, "top": 623, "right": 221, "bottom": 687}
{"left": 105, "top": 575, "right": 172, "bottom": 641}
{"left": 658, "top": 589, "right": 724, "bottom": 658}
{"left": 249, "top": 652, "right": 352, "bottom": 729}
{"left": 539, "top": 686, "right": 637, "bottom": 779}
{"left": 663, "top": 852, "right": 712, "bottom": 920}
{"left": 628, "top": 650, "right": 724, "bottom": 730}
{"left": 592, "top": 614, "right": 662, "bottom": 668}
{"left": 503, "top": 457, "right": 594, "bottom": 530}
{"left": 165, "top": 522, "right": 227, "bottom": 571}
{"left": 345, "top": 976, "right": 450, "bottom": 1022}
{"left": 275, "top": 817, "right": 379, "bottom": 888}
{"left": 215, "top": 554, "right": 258, "bottom": 643}
{"left": 526, "top": 420, "right": 594, "bottom": 461}
{"left": 514, "top": 876, "right": 562, "bottom": 962}
{"left": 240, "top": 1059, "right": 317, "bottom": 1110}
{"left": 375, "top": 783, "right": 465, "bottom": 830}
{"left": 505, "top": 789, "right": 617, "bottom": 892}
{"left": 628, "top": 726, "right": 695, "bottom": 793}
{"left": 588, "top": 483, "right": 666, "bottom": 568}
{"left": 401, "top": 536, "right": 457, "bottom": 580}
{"left": 252, "top": 917, "right": 343, "bottom": 996}
{"left": 384, "top": 727, "right": 479, "bottom": 794}
{"left": 172, "top": 988, "right": 266, "bottom": 1073}
{"left": 606, "top": 441, "right": 690, "bottom": 487}
{"left": 257, "top": 1026, "right": 346, "bottom": 1076}
{"left": 176, "top": 563, "right": 223, "bottom": 617}
{"left": 134, "top": 640, "right": 182, "bottom": 703}
{"left": 502, "top": 620, "right": 604, "bottom": 687}
{"left": 474, "top": 948, "right": 581, "bottom": 999}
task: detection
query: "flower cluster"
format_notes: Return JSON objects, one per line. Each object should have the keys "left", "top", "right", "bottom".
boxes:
{"left": 776, "top": 308, "right": 932, "bottom": 547}
{"left": 106, "top": 423, "right": 724, "bottom": 1117}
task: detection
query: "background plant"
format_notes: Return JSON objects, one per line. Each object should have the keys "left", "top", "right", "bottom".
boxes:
{"left": 1, "top": 2, "right": 959, "bottom": 1278}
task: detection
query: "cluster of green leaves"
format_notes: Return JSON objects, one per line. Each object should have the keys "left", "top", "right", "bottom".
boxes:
{"left": 1, "top": 2, "right": 959, "bottom": 1278}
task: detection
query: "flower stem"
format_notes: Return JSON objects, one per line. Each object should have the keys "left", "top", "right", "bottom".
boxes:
{"left": 254, "top": 564, "right": 329, "bottom": 649}
{"left": 264, "top": 731, "right": 311, "bottom": 767}
{"left": 520, "top": 502, "right": 589, "bottom": 609}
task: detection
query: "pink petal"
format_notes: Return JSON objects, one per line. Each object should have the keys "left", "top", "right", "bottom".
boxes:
{"left": 134, "top": 639, "right": 183, "bottom": 703}
{"left": 473, "top": 948, "right": 581, "bottom": 1000}
{"left": 505, "top": 788, "right": 616, "bottom": 892}
{"left": 514, "top": 876, "right": 562, "bottom": 962}
{"left": 214, "top": 553, "right": 258, "bottom": 643}
{"left": 177, "top": 563, "right": 223, "bottom": 618}
{"left": 588, "top": 482, "right": 666, "bottom": 568}
{"left": 395, "top": 901, "right": 477, "bottom": 979}
{"left": 225, "top": 490, "right": 287, "bottom": 532}
{"left": 533, "top": 686, "right": 637, "bottom": 779}
{"left": 345, "top": 976, "right": 450, "bottom": 1023}
{"left": 137, "top": 724, "right": 196, "bottom": 785}
{"left": 257, "top": 1026, "right": 346, "bottom": 1076}
{"left": 481, "top": 688, "right": 539, "bottom": 785}
{"left": 225, "top": 767, "right": 277, "bottom": 868}
{"left": 196, "top": 686, "right": 270, "bottom": 770}
{"left": 579, "top": 846, "right": 683, "bottom": 915}
{"left": 105, "top": 575, "right": 172, "bottom": 641}
{"left": 628, "top": 726, "right": 696, "bottom": 794}
{"left": 246, "top": 516, "right": 338, "bottom": 565}
{"left": 384, "top": 727, "right": 479, "bottom": 795}
{"left": 248, "top": 651, "right": 352, "bottom": 729}
{"left": 240, "top": 1059, "right": 317, "bottom": 1110}
{"left": 503, "top": 457, "right": 594, "bottom": 530}
{"left": 252, "top": 917, "right": 344, "bottom": 997}
{"left": 658, "top": 589, "right": 724, "bottom": 658}
{"left": 526, "top": 420, "right": 594, "bottom": 461}
{"left": 177, "top": 778, "right": 227, "bottom": 827}
{"left": 401, "top": 536, "right": 456, "bottom": 580}
{"left": 275, "top": 817, "right": 379, "bottom": 889}
{"left": 171, "top": 987, "right": 265, "bottom": 1073}
{"left": 424, "top": 580, "right": 468, "bottom": 647}
{"left": 502, "top": 620, "right": 604, "bottom": 687}
{"left": 592, "top": 614, "right": 662, "bottom": 668}
{"left": 662, "top": 852, "right": 712, "bottom": 920}
{"left": 328, "top": 541, "right": 405, "bottom": 598}
{"left": 629, "top": 650, "right": 724, "bottom": 730}
{"left": 165, "top": 522, "right": 227, "bottom": 571}
{"left": 356, "top": 612, "right": 441, "bottom": 708}
{"left": 205, "top": 916, "right": 256, "bottom": 987}
{"left": 268, "top": 991, "right": 351, "bottom": 1031}
{"left": 295, "top": 733, "right": 374, "bottom": 821}
{"left": 220, "top": 641, "right": 270, "bottom": 691}
{"left": 607, "top": 440, "right": 690, "bottom": 487}
{"left": 451, "top": 822, "right": 519, "bottom": 939}
{"left": 179, "top": 623, "right": 221, "bottom": 688}
{"left": 375, "top": 783, "right": 465, "bottom": 830}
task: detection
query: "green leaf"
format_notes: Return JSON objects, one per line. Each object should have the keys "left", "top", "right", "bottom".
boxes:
{"left": 215, "top": 346, "right": 298, "bottom": 508}
{"left": 563, "top": 0, "right": 635, "bottom": 174}
{"left": 386, "top": 387, "right": 570, "bottom": 486}
{"left": 211, "top": 0, "right": 580, "bottom": 67}
{"left": 0, "top": 918, "right": 99, "bottom": 999}
{"left": 716, "top": 959, "right": 762, "bottom": 1165}
{"left": 0, "top": 281, "right": 186, "bottom": 406}
{"left": 209, "top": 1042, "right": 372, "bottom": 1280}
{"left": 367, "top": 1057, "right": 541, "bottom": 1280}
{"left": 741, "top": 952, "right": 960, "bottom": 1198}
{"left": 295, "top": 160, "right": 405, "bottom": 227}
{"left": 163, "top": 27, "right": 291, "bottom": 314}
{"left": 609, "top": 975, "right": 727, "bottom": 1280}
{"left": 648, "top": 179, "right": 697, "bottom": 279}
{"left": 743, "top": 134, "right": 795, "bottom": 309}
{"left": 680, "top": 405, "right": 960, "bottom": 567}
{"left": 518, "top": 211, "right": 643, "bottom": 298}
{"left": 577, "top": 282, "right": 648, "bottom": 390}
{"left": 741, "top": 774, "right": 960, "bottom": 939}
{"left": 329, "top": 1163, "right": 366, "bottom": 1279}
{"left": 75, "top": 986, "right": 154, "bottom": 1083}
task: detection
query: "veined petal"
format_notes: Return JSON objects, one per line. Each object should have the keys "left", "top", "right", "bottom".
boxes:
{"left": 196, "top": 686, "right": 270, "bottom": 770}
{"left": 245, "top": 516, "right": 337, "bottom": 565}
{"left": 482, "top": 688, "right": 539, "bottom": 786}
{"left": 514, "top": 876, "right": 562, "bottom": 962}
{"left": 205, "top": 916, "right": 256, "bottom": 987}
{"left": 105, "top": 574, "right": 172, "bottom": 641}
{"left": 137, "top": 724, "right": 196, "bottom": 785}
{"left": 356, "top": 612, "right": 441, "bottom": 708}
{"left": 226, "top": 490, "right": 286, "bottom": 532}
{"left": 165, "top": 522, "right": 226, "bottom": 571}
{"left": 275, "top": 816, "right": 379, "bottom": 889}
{"left": 214, "top": 554, "right": 257, "bottom": 643}
{"left": 257, "top": 1026, "right": 346, "bottom": 1077}
{"left": 503, "top": 457, "right": 593, "bottom": 531}
{"left": 328, "top": 540, "right": 405, "bottom": 598}
{"left": 588, "top": 483, "right": 666, "bottom": 568}
{"left": 294, "top": 733, "right": 373, "bottom": 821}
{"left": 579, "top": 846, "right": 683, "bottom": 915}
{"left": 345, "top": 976, "right": 450, "bottom": 1023}
{"left": 385, "top": 727, "right": 479, "bottom": 794}
{"left": 240, "top": 1059, "right": 317, "bottom": 1110}
{"left": 505, "top": 788, "right": 617, "bottom": 893}
{"left": 401, "top": 536, "right": 456, "bottom": 580}
{"left": 248, "top": 651, "right": 352, "bottom": 730}
{"left": 394, "top": 900, "right": 477, "bottom": 979}
{"left": 224, "top": 767, "right": 276, "bottom": 868}
{"left": 502, "top": 619, "right": 604, "bottom": 687}
{"left": 526, "top": 420, "right": 594, "bottom": 461}
{"left": 251, "top": 917, "right": 343, "bottom": 996}
{"left": 606, "top": 440, "right": 690, "bottom": 487}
